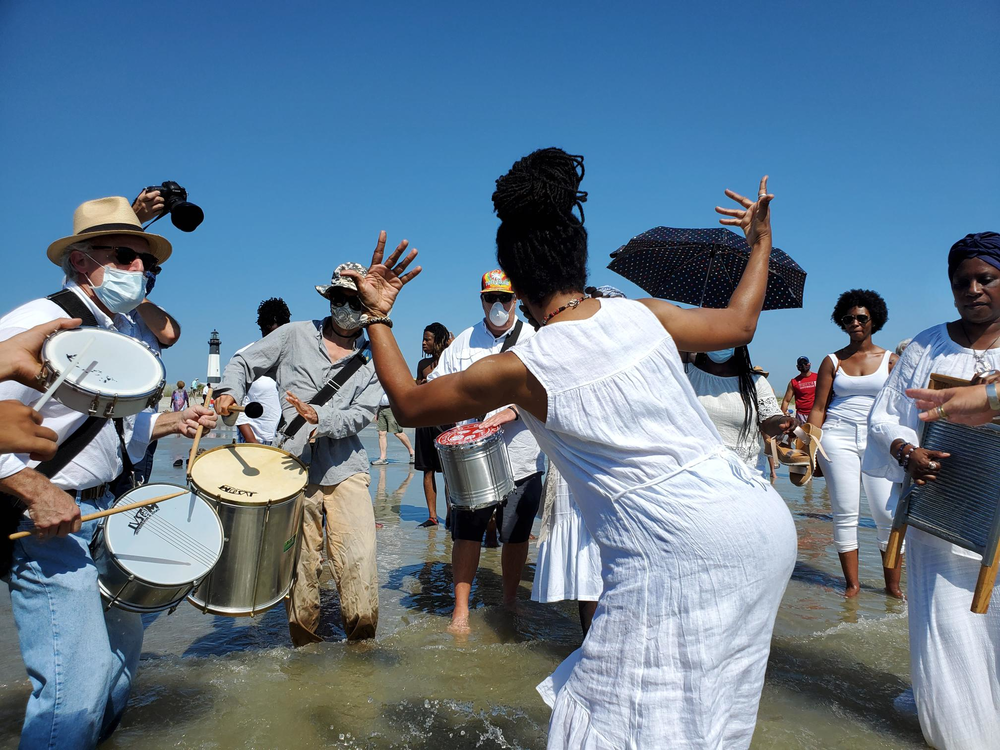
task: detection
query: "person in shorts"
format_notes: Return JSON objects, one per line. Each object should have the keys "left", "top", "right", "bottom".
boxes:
{"left": 413, "top": 323, "right": 452, "bottom": 527}
{"left": 426, "top": 270, "right": 545, "bottom": 633}
{"left": 371, "top": 391, "right": 414, "bottom": 465}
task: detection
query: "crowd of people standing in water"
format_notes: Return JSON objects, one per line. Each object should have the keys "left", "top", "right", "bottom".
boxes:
{"left": 0, "top": 147, "right": 996, "bottom": 749}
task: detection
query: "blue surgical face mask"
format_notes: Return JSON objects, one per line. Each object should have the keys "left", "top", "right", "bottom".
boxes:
{"left": 706, "top": 348, "right": 735, "bottom": 364}
{"left": 87, "top": 264, "right": 146, "bottom": 314}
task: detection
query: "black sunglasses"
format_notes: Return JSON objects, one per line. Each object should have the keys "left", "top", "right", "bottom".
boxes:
{"left": 90, "top": 245, "right": 161, "bottom": 275}
{"left": 482, "top": 292, "right": 513, "bottom": 304}
{"left": 330, "top": 293, "right": 363, "bottom": 311}
{"left": 840, "top": 314, "right": 870, "bottom": 326}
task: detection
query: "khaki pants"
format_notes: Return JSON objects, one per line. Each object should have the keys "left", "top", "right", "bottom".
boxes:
{"left": 286, "top": 473, "right": 378, "bottom": 645}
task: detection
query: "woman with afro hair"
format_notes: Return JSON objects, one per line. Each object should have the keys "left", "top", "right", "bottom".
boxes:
{"left": 807, "top": 288, "right": 899, "bottom": 598}
{"left": 343, "top": 148, "right": 797, "bottom": 749}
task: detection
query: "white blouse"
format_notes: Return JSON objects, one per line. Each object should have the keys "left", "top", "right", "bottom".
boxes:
{"left": 686, "top": 366, "right": 781, "bottom": 470}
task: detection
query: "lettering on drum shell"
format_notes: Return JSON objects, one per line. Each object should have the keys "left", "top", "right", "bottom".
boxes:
{"left": 218, "top": 484, "right": 257, "bottom": 497}
{"left": 128, "top": 505, "right": 160, "bottom": 535}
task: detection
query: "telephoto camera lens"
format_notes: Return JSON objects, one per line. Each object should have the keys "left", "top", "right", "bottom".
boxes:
{"left": 145, "top": 181, "right": 204, "bottom": 232}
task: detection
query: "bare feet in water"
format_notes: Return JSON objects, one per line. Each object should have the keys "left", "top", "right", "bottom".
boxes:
{"left": 448, "top": 613, "right": 471, "bottom": 635}
{"left": 844, "top": 583, "right": 860, "bottom": 598}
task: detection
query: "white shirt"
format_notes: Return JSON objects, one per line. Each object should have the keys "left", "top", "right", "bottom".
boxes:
{"left": 0, "top": 282, "right": 159, "bottom": 490}
{"left": 232, "top": 343, "right": 282, "bottom": 443}
{"left": 428, "top": 318, "right": 544, "bottom": 480}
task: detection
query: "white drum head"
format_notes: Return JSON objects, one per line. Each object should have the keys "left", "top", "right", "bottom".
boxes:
{"left": 104, "top": 484, "right": 224, "bottom": 585}
{"left": 190, "top": 444, "right": 308, "bottom": 506}
{"left": 45, "top": 327, "right": 164, "bottom": 397}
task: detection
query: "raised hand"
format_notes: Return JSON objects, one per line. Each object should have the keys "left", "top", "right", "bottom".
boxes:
{"left": 0, "top": 318, "right": 82, "bottom": 388}
{"left": 715, "top": 175, "right": 774, "bottom": 249}
{"left": 132, "top": 189, "right": 166, "bottom": 223}
{"left": 340, "top": 231, "right": 422, "bottom": 317}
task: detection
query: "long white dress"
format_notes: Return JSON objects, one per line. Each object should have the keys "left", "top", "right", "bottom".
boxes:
{"left": 531, "top": 465, "right": 602, "bottom": 603}
{"left": 864, "top": 323, "right": 1000, "bottom": 749}
{"left": 511, "top": 298, "right": 798, "bottom": 749}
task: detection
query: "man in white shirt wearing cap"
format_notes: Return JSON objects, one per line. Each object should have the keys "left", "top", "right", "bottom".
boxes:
{"left": 428, "top": 269, "right": 545, "bottom": 634}
{"left": 0, "top": 197, "right": 216, "bottom": 748}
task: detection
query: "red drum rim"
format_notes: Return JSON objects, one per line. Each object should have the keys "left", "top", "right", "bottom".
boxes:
{"left": 436, "top": 422, "right": 501, "bottom": 447}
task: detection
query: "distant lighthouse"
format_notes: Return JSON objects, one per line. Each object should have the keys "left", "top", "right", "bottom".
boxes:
{"left": 207, "top": 330, "right": 221, "bottom": 385}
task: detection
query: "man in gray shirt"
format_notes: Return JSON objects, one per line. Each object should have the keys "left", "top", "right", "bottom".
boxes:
{"left": 215, "top": 262, "right": 383, "bottom": 644}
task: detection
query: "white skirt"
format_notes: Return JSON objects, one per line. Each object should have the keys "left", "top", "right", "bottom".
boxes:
{"left": 532, "top": 468, "right": 602, "bottom": 603}
{"left": 907, "top": 531, "right": 1000, "bottom": 749}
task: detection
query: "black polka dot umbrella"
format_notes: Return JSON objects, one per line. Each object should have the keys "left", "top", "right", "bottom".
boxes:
{"left": 608, "top": 226, "right": 806, "bottom": 310}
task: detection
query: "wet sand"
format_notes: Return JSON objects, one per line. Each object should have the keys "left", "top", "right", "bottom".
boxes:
{"left": 0, "top": 427, "right": 925, "bottom": 748}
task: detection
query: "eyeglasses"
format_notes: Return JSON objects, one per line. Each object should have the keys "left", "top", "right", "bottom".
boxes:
{"left": 90, "top": 245, "right": 161, "bottom": 275}
{"left": 482, "top": 292, "right": 513, "bottom": 304}
{"left": 840, "top": 314, "right": 871, "bottom": 326}
{"left": 330, "top": 293, "right": 363, "bottom": 311}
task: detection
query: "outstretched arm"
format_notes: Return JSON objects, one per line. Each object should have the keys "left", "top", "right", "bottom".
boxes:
{"left": 640, "top": 176, "right": 775, "bottom": 352}
{"left": 341, "top": 232, "right": 546, "bottom": 427}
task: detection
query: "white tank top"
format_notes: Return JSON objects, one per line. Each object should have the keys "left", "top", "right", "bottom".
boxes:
{"left": 825, "top": 350, "right": 891, "bottom": 425}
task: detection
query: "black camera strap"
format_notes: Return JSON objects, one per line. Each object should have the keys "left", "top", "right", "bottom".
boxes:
{"left": 281, "top": 341, "right": 372, "bottom": 442}
{"left": 47, "top": 289, "right": 99, "bottom": 328}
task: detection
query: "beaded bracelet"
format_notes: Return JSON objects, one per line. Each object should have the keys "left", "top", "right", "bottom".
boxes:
{"left": 901, "top": 444, "right": 917, "bottom": 471}
{"left": 894, "top": 442, "right": 912, "bottom": 465}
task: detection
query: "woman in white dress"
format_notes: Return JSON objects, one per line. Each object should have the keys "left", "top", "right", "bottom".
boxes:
{"left": 348, "top": 149, "right": 797, "bottom": 748}
{"left": 863, "top": 231, "right": 1000, "bottom": 749}
{"left": 686, "top": 346, "right": 785, "bottom": 479}
{"left": 807, "top": 289, "right": 899, "bottom": 597}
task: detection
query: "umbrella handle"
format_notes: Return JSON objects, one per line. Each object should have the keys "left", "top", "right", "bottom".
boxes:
{"left": 698, "top": 249, "right": 716, "bottom": 308}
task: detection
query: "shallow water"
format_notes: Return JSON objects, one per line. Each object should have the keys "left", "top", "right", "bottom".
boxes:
{"left": 0, "top": 428, "right": 926, "bottom": 748}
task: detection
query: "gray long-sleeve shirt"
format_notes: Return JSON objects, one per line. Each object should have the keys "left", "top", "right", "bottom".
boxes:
{"left": 216, "top": 319, "right": 382, "bottom": 486}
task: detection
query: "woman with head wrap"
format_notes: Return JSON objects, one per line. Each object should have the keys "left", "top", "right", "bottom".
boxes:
{"left": 863, "top": 231, "right": 1000, "bottom": 749}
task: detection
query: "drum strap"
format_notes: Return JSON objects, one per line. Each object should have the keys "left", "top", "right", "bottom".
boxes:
{"left": 477, "top": 320, "right": 522, "bottom": 421}
{"left": 281, "top": 342, "right": 372, "bottom": 442}
{"left": 47, "top": 289, "right": 99, "bottom": 328}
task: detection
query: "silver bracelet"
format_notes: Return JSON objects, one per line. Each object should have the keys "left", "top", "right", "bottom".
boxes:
{"left": 987, "top": 382, "right": 1000, "bottom": 412}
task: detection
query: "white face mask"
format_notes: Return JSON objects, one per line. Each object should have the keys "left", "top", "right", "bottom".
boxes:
{"left": 488, "top": 301, "right": 511, "bottom": 327}
{"left": 87, "top": 264, "right": 146, "bottom": 314}
{"left": 330, "top": 302, "right": 364, "bottom": 332}
{"left": 706, "top": 348, "right": 735, "bottom": 364}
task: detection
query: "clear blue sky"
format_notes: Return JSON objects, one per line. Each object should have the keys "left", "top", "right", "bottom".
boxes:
{"left": 1, "top": 1, "right": 997, "bottom": 392}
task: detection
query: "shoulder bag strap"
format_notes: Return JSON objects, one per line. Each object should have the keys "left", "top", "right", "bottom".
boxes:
{"left": 282, "top": 341, "right": 372, "bottom": 440}
{"left": 47, "top": 289, "right": 99, "bottom": 328}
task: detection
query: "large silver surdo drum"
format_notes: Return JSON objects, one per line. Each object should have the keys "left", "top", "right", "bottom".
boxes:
{"left": 435, "top": 423, "right": 515, "bottom": 511}
{"left": 186, "top": 443, "right": 308, "bottom": 617}
{"left": 91, "top": 483, "right": 224, "bottom": 613}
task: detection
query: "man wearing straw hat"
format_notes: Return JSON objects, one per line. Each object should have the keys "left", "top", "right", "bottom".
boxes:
{"left": 215, "top": 261, "right": 383, "bottom": 645}
{"left": 0, "top": 197, "right": 217, "bottom": 748}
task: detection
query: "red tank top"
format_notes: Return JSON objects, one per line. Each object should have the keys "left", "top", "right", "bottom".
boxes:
{"left": 791, "top": 372, "right": 818, "bottom": 413}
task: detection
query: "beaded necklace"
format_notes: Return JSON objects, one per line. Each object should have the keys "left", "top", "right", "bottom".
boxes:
{"left": 541, "top": 297, "right": 587, "bottom": 326}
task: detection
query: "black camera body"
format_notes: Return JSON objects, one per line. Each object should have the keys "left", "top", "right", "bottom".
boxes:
{"left": 144, "top": 180, "right": 204, "bottom": 232}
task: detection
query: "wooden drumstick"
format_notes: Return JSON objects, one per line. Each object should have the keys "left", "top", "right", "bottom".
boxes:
{"left": 32, "top": 337, "right": 95, "bottom": 412}
{"left": 226, "top": 402, "right": 264, "bottom": 418}
{"left": 8, "top": 489, "right": 187, "bottom": 540}
{"left": 187, "top": 386, "right": 213, "bottom": 477}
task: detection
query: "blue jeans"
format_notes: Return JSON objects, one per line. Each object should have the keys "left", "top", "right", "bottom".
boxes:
{"left": 6, "top": 491, "right": 144, "bottom": 748}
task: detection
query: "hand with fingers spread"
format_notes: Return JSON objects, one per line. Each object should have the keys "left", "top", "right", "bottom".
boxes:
{"left": 286, "top": 391, "right": 318, "bottom": 425}
{"left": 906, "top": 384, "right": 997, "bottom": 426}
{"left": 339, "top": 231, "right": 423, "bottom": 317}
{"left": 0, "top": 318, "right": 82, "bottom": 388}
{"left": 715, "top": 175, "right": 774, "bottom": 249}
{"left": 0, "top": 401, "right": 59, "bottom": 460}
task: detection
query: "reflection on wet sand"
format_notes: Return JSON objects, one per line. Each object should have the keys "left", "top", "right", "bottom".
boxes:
{"left": 0, "top": 430, "right": 926, "bottom": 748}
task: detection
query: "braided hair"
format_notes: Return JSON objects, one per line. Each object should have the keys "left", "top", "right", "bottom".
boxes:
{"left": 257, "top": 297, "right": 291, "bottom": 331}
{"left": 696, "top": 345, "right": 762, "bottom": 443}
{"left": 492, "top": 148, "right": 589, "bottom": 305}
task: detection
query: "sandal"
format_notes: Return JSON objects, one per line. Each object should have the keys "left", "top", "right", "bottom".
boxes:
{"left": 773, "top": 424, "right": 828, "bottom": 487}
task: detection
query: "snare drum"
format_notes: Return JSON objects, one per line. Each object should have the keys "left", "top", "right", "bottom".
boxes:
{"left": 41, "top": 327, "right": 165, "bottom": 417}
{"left": 435, "top": 423, "right": 515, "bottom": 511}
{"left": 91, "top": 483, "right": 224, "bottom": 613}
{"left": 186, "top": 443, "right": 308, "bottom": 617}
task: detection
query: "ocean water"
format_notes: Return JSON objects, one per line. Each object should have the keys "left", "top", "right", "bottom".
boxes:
{"left": 0, "top": 427, "right": 926, "bottom": 748}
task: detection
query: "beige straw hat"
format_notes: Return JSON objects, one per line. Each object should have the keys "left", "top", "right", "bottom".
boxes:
{"left": 46, "top": 197, "right": 172, "bottom": 267}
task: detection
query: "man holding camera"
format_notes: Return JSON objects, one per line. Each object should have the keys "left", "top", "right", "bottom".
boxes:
{"left": 0, "top": 197, "right": 217, "bottom": 748}
{"left": 214, "top": 263, "right": 383, "bottom": 645}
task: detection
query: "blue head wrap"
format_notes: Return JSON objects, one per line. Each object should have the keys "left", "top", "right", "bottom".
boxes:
{"left": 948, "top": 232, "right": 1000, "bottom": 279}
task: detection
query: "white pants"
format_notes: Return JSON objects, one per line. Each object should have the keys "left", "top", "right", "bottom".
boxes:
{"left": 817, "top": 419, "right": 895, "bottom": 553}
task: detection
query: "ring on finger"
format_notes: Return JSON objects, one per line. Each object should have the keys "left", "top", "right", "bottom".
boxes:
{"left": 929, "top": 461, "right": 939, "bottom": 471}
{"left": 937, "top": 405, "right": 949, "bottom": 421}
